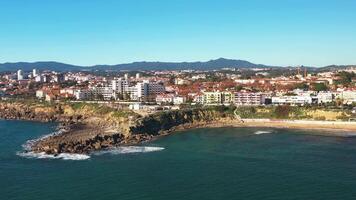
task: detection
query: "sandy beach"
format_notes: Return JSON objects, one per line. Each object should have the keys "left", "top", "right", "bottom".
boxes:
{"left": 237, "top": 119, "right": 356, "bottom": 136}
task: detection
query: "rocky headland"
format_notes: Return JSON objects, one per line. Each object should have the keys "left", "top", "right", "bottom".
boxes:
{"left": 0, "top": 101, "right": 238, "bottom": 154}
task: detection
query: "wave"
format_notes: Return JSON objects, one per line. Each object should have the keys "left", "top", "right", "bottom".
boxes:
{"left": 22, "top": 128, "right": 66, "bottom": 151}
{"left": 254, "top": 130, "right": 272, "bottom": 135}
{"left": 17, "top": 126, "right": 91, "bottom": 161}
{"left": 17, "top": 151, "right": 90, "bottom": 160}
{"left": 17, "top": 146, "right": 164, "bottom": 161}
{"left": 92, "top": 146, "right": 165, "bottom": 156}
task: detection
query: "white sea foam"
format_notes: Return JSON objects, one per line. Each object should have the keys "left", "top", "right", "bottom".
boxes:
{"left": 254, "top": 130, "right": 272, "bottom": 135}
{"left": 22, "top": 128, "right": 66, "bottom": 151}
{"left": 17, "top": 146, "right": 164, "bottom": 160}
{"left": 17, "top": 127, "right": 91, "bottom": 161}
{"left": 92, "top": 146, "right": 165, "bottom": 156}
{"left": 17, "top": 151, "right": 90, "bottom": 160}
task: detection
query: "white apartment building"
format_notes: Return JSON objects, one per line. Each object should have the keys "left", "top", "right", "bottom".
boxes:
{"left": 335, "top": 90, "right": 356, "bottom": 104}
{"left": 272, "top": 96, "right": 313, "bottom": 105}
{"left": 91, "top": 86, "right": 116, "bottom": 100}
{"left": 173, "top": 96, "right": 186, "bottom": 105}
{"left": 316, "top": 92, "right": 334, "bottom": 104}
{"left": 17, "top": 70, "right": 24, "bottom": 80}
{"left": 112, "top": 78, "right": 130, "bottom": 94}
{"left": 156, "top": 94, "right": 174, "bottom": 104}
{"left": 32, "top": 69, "right": 38, "bottom": 77}
{"left": 73, "top": 89, "right": 94, "bottom": 100}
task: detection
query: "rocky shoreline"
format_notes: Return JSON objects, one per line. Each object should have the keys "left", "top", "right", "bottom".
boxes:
{"left": 29, "top": 110, "right": 238, "bottom": 155}
{"left": 0, "top": 101, "right": 238, "bottom": 155}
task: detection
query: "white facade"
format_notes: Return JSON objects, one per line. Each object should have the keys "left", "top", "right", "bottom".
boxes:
{"left": 272, "top": 96, "right": 312, "bottom": 105}
{"left": 17, "top": 70, "right": 24, "bottom": 80}
{"left": 74, "top": 89, "right": 92, "bottom": 100}
{"left": 33, "top": 69, "right": 38, "bottom": 77}
{"left": 36, "top": 90, "right": 45, "bottom": 99}
{"left": 35, "top": 75, "right": 44, "bottom": 82}
{"left": 156, "top": 94, "right": 174, "bottom": 104}
{"left": 316, "top": 92, "right": 334, "bottom": 104}
{"left": 173, "top": 96, "right": 186, "bottom": 105}
{"left": 112, "top": 78, "right": 129, "bottom": 93}
{"left": 336, "top": 91, "right": 356, "bottom": 104}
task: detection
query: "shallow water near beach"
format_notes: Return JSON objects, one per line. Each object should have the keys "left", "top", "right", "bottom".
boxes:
{"left": 2, "top": 120, "right": 356, "bottom": 200}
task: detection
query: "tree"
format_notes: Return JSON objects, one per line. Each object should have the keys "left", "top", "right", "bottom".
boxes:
{"left": 294, "top": 83, "right": 309, "bottom": 90}
{"left": 235, "top": 85, "right": 243, "bottom": 91}
{"left": 335, "top": 71, "right": 355, "bottom": 86}
{"left": 312, "top": 83, "right": 328, "bottom": 92}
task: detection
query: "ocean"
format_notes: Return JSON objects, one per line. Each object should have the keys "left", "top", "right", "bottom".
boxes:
{"left": 1, "top": 120, "right": 356, "bottom": 200}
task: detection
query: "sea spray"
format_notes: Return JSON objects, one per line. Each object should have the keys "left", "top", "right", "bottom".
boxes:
{"left": 254, "top": 130, "right": 272, "bottom": 135}
{"left": 92, "top": 146, "right": 165, "bottom": 156}
{"left": 17, "top": 127, "right": 92, "bottom": 161}
{"left": 22, "top": 127, "right": 66, "bottom": 151}
{"left": 17, "top": 151, "right": 90, "bottom": 160}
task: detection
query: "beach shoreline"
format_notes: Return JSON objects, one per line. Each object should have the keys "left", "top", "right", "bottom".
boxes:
{"left": 157, "top": 119, "right": 356, "bottom": 138}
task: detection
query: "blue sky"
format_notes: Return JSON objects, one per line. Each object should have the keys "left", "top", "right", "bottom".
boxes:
{"left": 0, "top": 0, "right": 355, "bottom": 67}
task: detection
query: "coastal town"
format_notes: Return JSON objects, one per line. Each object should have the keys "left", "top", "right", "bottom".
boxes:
{"left": 1, "top": 66, "right": 356, "bottom": 115}
{"left": 2, "top": 64, "right": 356, "bottom": 155}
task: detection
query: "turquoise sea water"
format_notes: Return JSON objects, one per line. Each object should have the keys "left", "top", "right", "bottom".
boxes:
{"left": 1, "top": 120, "right": 356, "bottom": 200}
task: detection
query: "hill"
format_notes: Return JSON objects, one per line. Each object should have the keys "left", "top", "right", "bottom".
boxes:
{"left": 0, "top": 58, "right": 273, "bottom": 72}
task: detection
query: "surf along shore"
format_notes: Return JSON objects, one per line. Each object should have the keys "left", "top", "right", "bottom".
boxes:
{"left": 1, "top": 100, "right": 356, "bottom": 155}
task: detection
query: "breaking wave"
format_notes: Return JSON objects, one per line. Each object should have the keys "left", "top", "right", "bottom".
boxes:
{"left": 22, "top": 128, "right": 66, "bottom": 151}
{"left": 92, "top": 146, "right": 165, "bottom": 156}
{"left": 17, "top": 151, "right": 90, "bottom": 160}
{"left": 18, "top": 125, "right": 164, "bottom": 160}
{"left": 17, "top": 146, "right": 164, "bottom": 161}
{"left": 17, "top": 127, "right": 90, "bottom": 161}
{"left": 254, "top": 131, "right": 272, "bottom": 135}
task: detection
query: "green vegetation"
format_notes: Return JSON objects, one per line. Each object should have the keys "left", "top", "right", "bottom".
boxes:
{"left": 235, "top": 105, "right": 315, "bottom": 120}
{"left": 334, "top": 71, "right": 355, "bottom": 86}
{"left": 294, "top": 83, "right": 309, "bottom": 90}
{"left": 312, "top": 82, "right": 328, "bottom": 91}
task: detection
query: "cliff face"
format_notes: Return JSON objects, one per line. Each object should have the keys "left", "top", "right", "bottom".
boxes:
{"left": 130, "top": 109, "right": 235, "bottom": 135}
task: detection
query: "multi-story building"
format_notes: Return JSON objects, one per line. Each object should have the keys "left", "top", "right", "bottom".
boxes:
{"left": 156, "top": 94, "right": 174, "bottom": 104}
{"left": 112, "top": 78, "right": 130, "bottom": 94}
{"left": 32, "top": 69, "right": 38, "bottom": 77}
{"left": 91, "top": 86, "right": 116, "bottom": 100}
{"left": 17, "top": 70, "right": 24, "bottom": 80}
{"left": 234, "top": 92, "right": 265, "bottom": 105}
{"left": 147, "top": 81, "right": 165, "bottom": 96}
{"left": 200, "top": 91, "right": 233, "bottom": 105}
{"left": 316, "top": 92, "right": 334, "bottom": 104}
{"left": 52, "top": 73, "right": 65, "bottom": 83}
{"left": 272, "top": 95, "right": 313, "bottom": 105}
{"left": 173, "top": 96, "right": 186, "bottom": 105}
{"left": 336, "top": 90, "right": 356, "bottom": 104}
{"left": 203, "top": 92, "right": 222, "bottom": 104}
{"left": 74, "top": 89, "right": 92, "bottom": 100}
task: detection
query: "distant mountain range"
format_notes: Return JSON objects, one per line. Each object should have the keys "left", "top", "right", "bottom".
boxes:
{"left": 0, "top": 58, "right": 354, "bottom": 72}
{"left": 0, "top": 58, "right": 274, "bottom": 72}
